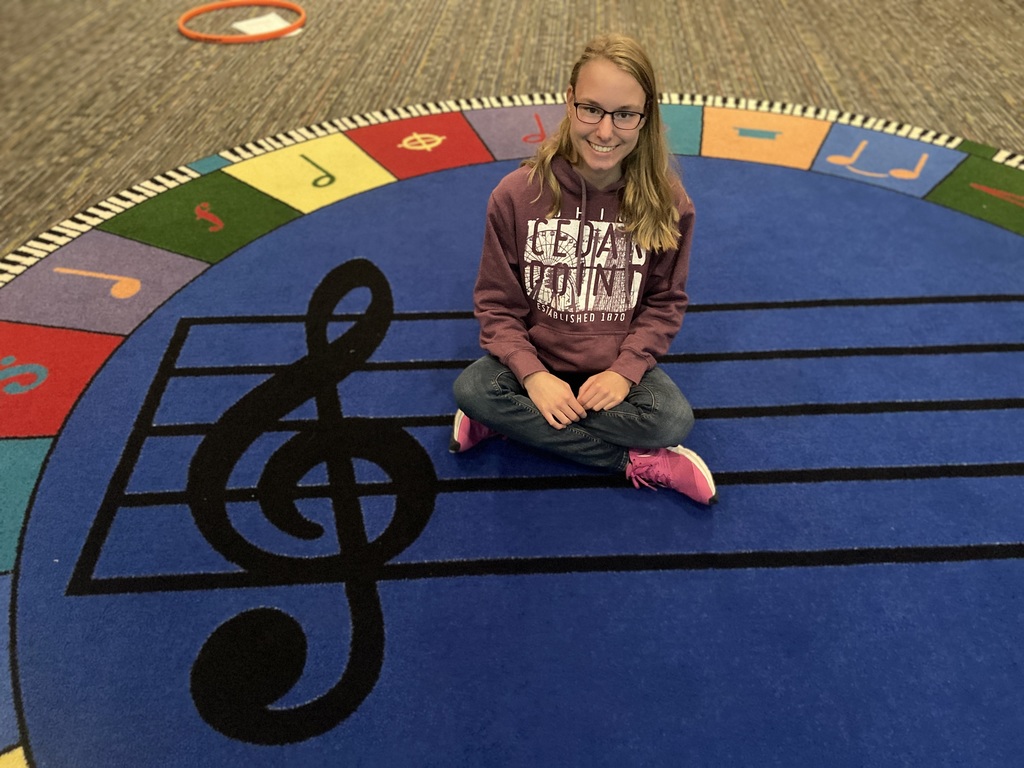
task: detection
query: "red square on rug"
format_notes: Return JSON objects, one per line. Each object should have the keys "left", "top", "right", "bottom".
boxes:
{"left": 0, "top": 321, "right": 122, "bottom": 438}
{"left": 346, "top": 113, "right": 494, "bottom": 179}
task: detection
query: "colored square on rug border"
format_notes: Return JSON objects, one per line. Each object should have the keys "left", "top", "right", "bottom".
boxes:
{"left": 812, "top": 124, "right": 966, "bottom": 198}
{"left": 701, "top": 108, "right": 830, "bottom": 169}
{"left": 464, "top": 104, "right": 566, "bottom": 161}
{"left": 97, "top": 172, "right": 301, "bottom": 264}
{"left": 0, "top": 438, "right": 50, "bottom": 571}
{"left": 0, "top": 231, "right": 207, "bottom": 337}
{"left": 662, "top": 104, "right": 703, "bottom": 156}
{"left": 223, "top": 134, "right": 397, "bottom": 214}
{"left": 346, "top": 113, "right": 494, "bottom": 179}
{"left": 926, "top": 156, "right": 1024, "bottom": 236}
{"left": 0, "top": 321, "right": 122, "bottom": 438}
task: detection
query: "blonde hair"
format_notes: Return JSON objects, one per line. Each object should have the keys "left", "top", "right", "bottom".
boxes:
{"left": 524, "top": 34, "right": 684, "bottom": 252}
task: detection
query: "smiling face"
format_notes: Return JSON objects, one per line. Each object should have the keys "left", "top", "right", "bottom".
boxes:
{"left": 566, "top": 57, "right": 648, "bottom": 190}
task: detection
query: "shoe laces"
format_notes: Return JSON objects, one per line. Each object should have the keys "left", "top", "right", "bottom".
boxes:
{"left": 627, "top": 452, "right": 668, "bottom": 490}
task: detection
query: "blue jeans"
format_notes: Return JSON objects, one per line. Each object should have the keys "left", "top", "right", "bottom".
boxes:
{"left": 452, "top": 355, "right": 695, "bottom": 472}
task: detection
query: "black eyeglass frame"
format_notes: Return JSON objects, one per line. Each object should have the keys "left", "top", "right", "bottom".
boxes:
{"left": 572, "top": 101, "right": 647, "bottom": 130}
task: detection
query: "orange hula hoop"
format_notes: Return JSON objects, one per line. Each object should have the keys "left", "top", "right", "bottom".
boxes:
{"left": 178, "top": 0, "right": 306, "bottom": 44}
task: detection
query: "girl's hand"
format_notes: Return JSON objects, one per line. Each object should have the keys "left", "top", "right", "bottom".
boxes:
{"left": 578, "top": 371, "right": 631, "bottom": 411}
{"left": 523, "top": 371, "right": 588, "bottom": 429}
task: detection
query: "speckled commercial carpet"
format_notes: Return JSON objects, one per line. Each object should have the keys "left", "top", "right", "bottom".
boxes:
{"left": 2, "top": 0, "right": 1022, "bottom": 260}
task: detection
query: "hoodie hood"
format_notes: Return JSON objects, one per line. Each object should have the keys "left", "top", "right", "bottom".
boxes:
{"left": 550, "top": 155, "right": 628, "bottom": 215}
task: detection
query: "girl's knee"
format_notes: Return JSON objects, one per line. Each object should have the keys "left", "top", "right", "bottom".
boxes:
{"left": 671, "top": 398, "right": 695, "bottom": 442}
{"left": 453, "top": 356, "right": 506, "bottom": 413}
{"left": 649, "top": 396, "right": 694, "bottom": 446}
{"left": 453, "top": 365, "right": 488, "bottom": 411}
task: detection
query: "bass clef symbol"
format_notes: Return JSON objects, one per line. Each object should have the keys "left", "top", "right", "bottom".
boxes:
{"left": 186, "top": 258, "right": 437, "bottom": 745}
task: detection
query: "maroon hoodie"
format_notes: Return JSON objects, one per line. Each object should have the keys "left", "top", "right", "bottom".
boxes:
{"left": 474, "top": 155, "right": 695, "bottom": 385}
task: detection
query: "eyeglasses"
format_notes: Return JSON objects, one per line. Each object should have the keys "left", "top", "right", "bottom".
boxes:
{"left": 573, "top": 102, "right": 646, "bottom": 130}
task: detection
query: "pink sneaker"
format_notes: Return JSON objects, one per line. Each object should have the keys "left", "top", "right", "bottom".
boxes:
{"left": 626, "top": 446, "right": 718, "bottom": 505}
{"left": 449, "top": 409, "right": 499, "bottom": 453}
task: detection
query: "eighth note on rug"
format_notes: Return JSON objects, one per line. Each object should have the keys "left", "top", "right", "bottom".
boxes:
{"left": 53, "top": 267, "right": 141, "bottom": 299}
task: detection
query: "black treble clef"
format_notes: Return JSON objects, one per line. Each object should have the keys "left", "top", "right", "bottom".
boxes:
{"left": 185, "top": 258, "right": 437, "bottom": 745}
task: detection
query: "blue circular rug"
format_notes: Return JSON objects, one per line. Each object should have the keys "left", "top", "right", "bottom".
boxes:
{"left": 1, "top": 95, "right": 1023, "bottom": 767}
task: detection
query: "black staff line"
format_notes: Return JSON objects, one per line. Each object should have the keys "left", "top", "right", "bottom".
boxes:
{"left": 177, "top": 291, "right": 1024, "bottom": 329}
{"left": 168, "top": 338, "right": 1024, "bottom": 378}
{"left": 110, "top": 455, "right": 1024, "bottom": 513}
{"left": 72, "top": 454, "right": 1024, "bottom": 604}
{"left": 67, "top": 534, "right": 1024, "bottom": 600}
{"left": 141, "top": 393, "right": 1024, "bottom": 443}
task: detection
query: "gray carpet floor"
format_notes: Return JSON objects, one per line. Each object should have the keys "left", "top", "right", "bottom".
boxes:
{"left": 2, "top": 0, "right": 1022, "bottom": 260}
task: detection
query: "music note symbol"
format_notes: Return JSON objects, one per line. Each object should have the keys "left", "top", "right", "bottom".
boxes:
{"left": 888, "top": 153, "right": 928, "bottom": 180}
{"left": 522, "top": 113, "right": 546, "bottom": 144}
{"left": 827, "top": 139, "right": 928, "bottom": 180}
{"left": 827, "top": 140, "right": 886, "bottom": 178}
{"left": 185, "top": 258, "right": 438, "bottom": 745}
{"left": 53, "top": 267, "right": 142, "bottom": 299}
{"left": 300, "top": 154, "right": 336, "bottom": 188}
